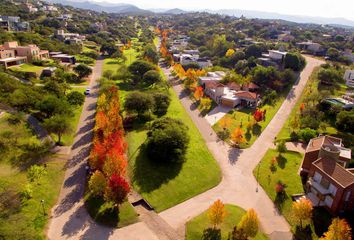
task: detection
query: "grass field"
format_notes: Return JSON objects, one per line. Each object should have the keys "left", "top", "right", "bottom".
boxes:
{"left": 186, "top": 204, "right": 269, "bottom": 240}
{"left": 10, "top": 63, "right": 44, "bottom": 75}
{"left": 253, "top": 149, "right": 332, "bottom": 239}
{"left": 213, "top": 98, "right": 284, "bottom": 148}
{"left": 103, "top": 46, "right": 221, "bottom": 212}
{"left": 0, "top": 113, "right": 66, "bottom": 239}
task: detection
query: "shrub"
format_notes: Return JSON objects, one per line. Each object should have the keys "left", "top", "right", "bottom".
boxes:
{"left": 336, "top": 110, "right": 354, "bottom": 132}
{"left": 89, "top": 170, "right": 106, "bottom": 197}
{"left": 67, "top": 91, "right": 85, "bottom": 106}
{"left": 298, "top": 128, "right": 317, "bottom": 143}
{"left": 146, "top": 118, "right": 190, "bottom": 163}
{"left": 152, "top": 92, "right": 170, "bottom": 115}
{"left": 128, "top": 60, "right": 155, "bottom": 81}
{"left": 143, "top": 70, "right": 161, "bottom": 85}
{"left": 124, "top": 91, "right": 155, "bottom": 117}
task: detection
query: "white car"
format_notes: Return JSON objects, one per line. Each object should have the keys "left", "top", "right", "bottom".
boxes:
{"left": 84, "top": 88, "right": 91, "bottom": 95}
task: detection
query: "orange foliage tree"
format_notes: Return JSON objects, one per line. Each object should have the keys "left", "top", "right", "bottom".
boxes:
{"left": 208, "top": 199, "right": 227, "bottom": 229}
{"left": 231, "top": 127, "right": 245, "bottom": 146}
{"left": 320, "top": 218, "right": 352, "bottom": 240}
{"left": 194, "top": 86, "right": 204, "bottom": 101}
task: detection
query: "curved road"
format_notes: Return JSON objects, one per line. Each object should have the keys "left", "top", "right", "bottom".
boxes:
{"left": 46, "top": 56, "right": 323, "bottom": 240}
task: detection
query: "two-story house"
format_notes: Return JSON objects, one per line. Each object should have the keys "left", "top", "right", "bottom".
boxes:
{"left": 3, "top": 41, "right": 49, "bottom": 62}
{"left": 299, "top": 135, "right": 354, "bottom": 214}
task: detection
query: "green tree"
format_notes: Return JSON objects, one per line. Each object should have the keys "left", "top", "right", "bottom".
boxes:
{"left": 146, "top": 117, "right": 190, "bottom": 163}
{"left": 27, "top": 165, "right": 47, "bottom": 184}
{"left": 326, "top": 48, "right": 340, "bottom": 60}
{"left": 284, "top": 52, "right": 306, "bottom": 71}
{"left": 276, "top": 140, "right": 287, "bottom": 156}
{"left": 152, "top": 92, "right": 171, "bottom": 115}
{"left": 124, "top": 92, "right": 154, "bottom": 117}
{"left": 143, "top": 44, "right": 159, "bottom": 64}
{"left": 37, "top": 96, "right": 72, "bottom": 118}
{"left": 143, "top": 70, "right": 161, "bottom": 85}
{"left": 74, "top": 64, "right": 92, "bottom": 79}
{"left": 128, "top": 60, "right": 155, "bottom": 82}
{"left": 298, "top": 128, "right": 317, "bottom": 143}
{"left": 43, "top": 114, "right": 71, "bottom": 144}
{"left": 336, "top": 110, "right": 354, "bottom": 132}
{"left": 66, "top": 91, "right": 85, "bottom": 106}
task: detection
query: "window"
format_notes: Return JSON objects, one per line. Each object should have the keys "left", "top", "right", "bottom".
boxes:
{"left": 313, "top": 172, "right": 322, "bottom": 182}
{"left": 328, "top": 184, "right": 337, "bottom": 196}
{"left": 325, "top": 196, "right": 333, "bottom": 208}
{"left": 345, "top": 191, "right": 351, "bottom": 201}
{"left": 320, "top": 177, "right": 330, "bottom": 189}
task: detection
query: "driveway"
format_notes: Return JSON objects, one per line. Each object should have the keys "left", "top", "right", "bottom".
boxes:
{"left": 205, "top": 105, "right": 232, "bottom": 125}
{"left": 158, "top": 56, "right": 324, "bottom": 239}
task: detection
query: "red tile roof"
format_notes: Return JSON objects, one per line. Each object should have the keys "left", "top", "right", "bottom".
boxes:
{"left": 313, "top": 157, "right": 354, "bottom": 188}
{"left": 243, "top": 82, "right": 259, "bottom": 89}
{"left": 234, "top": 91, "right": 257, "bottom": 100}
{"left": 227, "top": 82, "right": 241, "bottom": 90}
{"left": 306, "top": 135, "right": 342, "bottom": 152}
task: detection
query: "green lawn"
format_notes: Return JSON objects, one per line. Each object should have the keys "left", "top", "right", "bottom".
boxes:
{"left": 213, "top": 98, "right": 284, "bottom": 148}
{"left": 253, "top": 149, "right": 331, "bottom": 239}
{"left": 0, "top": 113, "right": 66, "bottom": 239}
{"left": 84, "top": 192, "right": 138, "bottom": 228}
{"left": 186, "top": 204, "right": 269, "bottom": 240}
{"left": 10, "top": 63, "right": 44, "bottom": 75}
{"left": 103, "top": 45, "right": 221, "bottom": 212}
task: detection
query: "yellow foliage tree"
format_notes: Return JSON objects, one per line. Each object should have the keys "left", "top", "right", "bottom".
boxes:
{"left": 292, "top": 198, "right": 313, "bottom": 228}
{"left": 320, "top": 218, "right": 352, "bottom": 240}
{"left": 219, "top": 116, "right": 232, "bottom": 130}
{"left": 200, "top": 97, "right": 212, "bottom": 111}
{"left": 194, "top": 86, "right": 204, "bottom": 101}
{"left": 225, "top": 48, "right": 235, "bottom": 57}
{"left": 88, "top": 170, "right": 106, "bottom": 197}
{"left": 237, "top": 209, "right": 259, "bottom": 238}
{"left": 231, "top": 127, "right": 245, "bottom": 145}
{"left": 208, "top": 199, "right": 227, "bottom": 229}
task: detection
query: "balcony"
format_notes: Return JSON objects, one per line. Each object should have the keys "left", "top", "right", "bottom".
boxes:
{"left": 307, "top": 178, "right": 330, "bottom": 195}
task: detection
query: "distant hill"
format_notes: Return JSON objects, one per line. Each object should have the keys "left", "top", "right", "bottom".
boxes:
{"left": 45, "top": 0, "right": 151, "bottom": 14}
{"left": 207, "top": 9, "right": 354, "bottom": 27}
{"left": 163, "top": 8, "right": 188, "bottom": 15}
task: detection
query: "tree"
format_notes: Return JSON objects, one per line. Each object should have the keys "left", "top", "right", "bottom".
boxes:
{"left": 225, "top": 49, "right": 235, "bottom": 57}
{"left": 152, "top": 92, "right": 171, "bottom": 115}
{"left": 229, "top": 226, "right": 248, "bottom": 240}
{"left": 194, "top": 86, "right": 204, "bottom": 101}
{"left": 245, "top": 44, "right": 264, "bottom": 58}
{"left": 326, "top": 48, "right": 340, "bottom": 60}
{"left": 320, "top": 218, "right": 352, "bottom": 240}
{"left": 101, "top": 42, "right": 120, "bottom": 57}
{"left": 253, "top": 109, "right": 264, "bottom": 122}
{"left": 292, "top": 198, "right": 313, "bottom": 228}
{"left": 27, "top": 165, "right": 47, "bottom": 184}
{"left": 88, "top": 170, "right": 106, "bottom": 197}
{"left": 104, "top": 174, "right": 130, "bottom": 205}
{"left": 200, "top": 97, "right": 212, "bottom": 111}
{"left": 336, "top": 110, "right": 354, "bottom": 132}
{"left": 74, "top": 64, "right": 92, "bottom": 79}
{"left": 276, "top": 140, "right": 287, "bottom": 156}
{"left": 102, "top": 153, "right": 127, "bottom": 177}
{"left": 124, "top": 92, "right": 154, "bottom": 117}
{"left": 43, "top": 114, "right": 71, "bottom": 144}
{"left": 146, "top": 117, "right": 190, "bottom": 163}
{"left": 143, "top": 44, "right": 159, "bottom": 64}
{"left": 128, "top": 60, "right": 155, "bottom": 81}
{"left": 67, "top": 91, "right": 85, "bottom": 106}
{"left": 284, "top": 52, "right": 306, "bottom": 71}
{"left": 317, "top": 67, "right": 343, "bottom": 85}
{"left": 208, "top": 199, "right": 227, "bottom": 229}
{"left": 237, "top": 209, "right": 259, "bottom": 238}
{"left": 142, "top": 70, "right": 161, "bottom": 85}
{"left": 298, "top": 128, "right": 317, "bottom": 143}
{"left": 37, "top": 96, "right": 73, "bottom": 118}
{"left": 231, "top": 127, "right": 245, "bottom": 146}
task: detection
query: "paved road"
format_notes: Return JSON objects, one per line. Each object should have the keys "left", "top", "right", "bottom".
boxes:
{"left": 158, "top": 56, "right": 324, "bottom": 240}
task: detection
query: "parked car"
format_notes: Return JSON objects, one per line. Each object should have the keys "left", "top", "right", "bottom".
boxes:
{"left": 84, "top": 88, "right": 90, "bottom": 95}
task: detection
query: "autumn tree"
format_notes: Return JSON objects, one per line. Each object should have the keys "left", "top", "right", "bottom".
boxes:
{"left": 225, "top": 49, "right": 235, "bottom": 57}
{"left": 229, "top": 226, "right": 248, "bottom": 240}
{"left": 237, "top": 209, "right": 259, "bottom": 238}
{"left": 292, "top": 198, "right": 313, "bottom": 228}
{"left": 89, "top": 170, "right": 106, "bottom": 197}
{"left": 231, "top": 127, "right": 245, "bottom": 146}
{"left": 253, "top": 109, "right": 264, "bottom": 122}
{"left": 194, "top": 86, "right": 204, "bottom": 101}
{"left": 219, "top": 116, "right": 232, "bottom": 130}
{"left": 102, "top": 152, "right": 127, "bottom": 177}
{"left": 208, "top": 199, "right": 227, "bottom": 229}
{"left": 104, "top": 174, "right": 130, "bottom": 205}
{"left": 200, "top": 97, "right": 212, "bottom": 111}
{"left": 320, "top": 218, "right": 352, "bottom": 240}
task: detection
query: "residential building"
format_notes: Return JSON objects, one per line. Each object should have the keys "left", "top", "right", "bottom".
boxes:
{"left": 342, "top": 49, "right": 354, "bottom": 63}
{"left": 278, "top": 33, "right": 295, "bottom": 42}
{"left": 0, "top": 45, "right": 27, "bottom": 69}
{"left": 300, "top": 135, "right": 354, "bottom": 214}
{"left": 54, "top": 30, "right": 86, "bottom": 44}
{"left": 24, "top": 3, "right": 38, "bottom": 13}
{"left": 0, "top": 16, "right": 30, "bottom": 31}
{"left": 3, "top": 41, "right": 49, "bottom": 62}
{"left": 259, "top": 50, "right": 287, "bottom": 67}
{"left": 51, "top": 54, "right": 76, "bottom": 64}
{"left": 344, "top": 69, "right": 354, "bottom": 88}
{"left": 297, "top": 41, "right": 324, "bottom": 55}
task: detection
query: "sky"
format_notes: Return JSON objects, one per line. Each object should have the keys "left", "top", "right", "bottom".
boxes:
{"left": 94, "top": 0, "right": 354, "bottom": 21}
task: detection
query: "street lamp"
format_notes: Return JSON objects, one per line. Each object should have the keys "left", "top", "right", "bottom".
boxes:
{"left": 40, "top": 199, "right": 46, "bottom": 216}
{"left": 256, "top": 164, "right": 260, "bottom": 193}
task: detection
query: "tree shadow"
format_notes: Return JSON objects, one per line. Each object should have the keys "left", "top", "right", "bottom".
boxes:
{"left": 71, "top": 131, "right": 93, "bottom": 150}
{"left": 245, "top": 130, "right": 252, "bottom": 142}
{"left": 277, "top": 155, "right": 287, "bottom": 169}
{"left": 294, "top": 225, "right": 313, "bottom": 240}
{"left": 61, "top": 204, "right": 88, "bottom": 238}
{"left": 202, "top": 228, "right": 221, "bottom": 240}
{"left": 228, "top": 147, "right": 242, "bottom": 165}
{"left": 312, "top": 207, "right": 332, "bottom": 237}
{"left": 132, "top": 144, "right": 183, "bottom": 194}
{"left": 274, "top": 191, "right": 288, "bottom": 212}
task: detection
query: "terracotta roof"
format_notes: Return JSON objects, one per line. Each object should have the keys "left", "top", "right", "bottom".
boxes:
{"left": 243, "top": 82, "right": 259, "bottom": 89}
{"left": 306, "top": 135, "right": 342, "bottom": 152}
{"left": 205, "top": 81, "right": 224, "bottom": 89}
{"left": 313, "top": 157, "right": 354, "bottom": 188}
{"left": 234, "top": 91, "right": 257, "bottom": 100}
{"left": 227, "top": 82, "right": 241, "bottom": 90}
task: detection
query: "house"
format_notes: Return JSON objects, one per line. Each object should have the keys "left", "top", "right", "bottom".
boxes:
{"left": 297, "top": 41, "right": 324, "bottom": 55}
{"left": 0, "top": 45, "right": 27, "bottom": 69}
{"left": 54, "top": 30, "right": 86, "bottom": 44}
{"left": 199, "top": 71, "right": 226, "bottom": 86}
{"left": 344, "top": 70, "right": 354, "bottom": 88}
{"left": 51, "top": 54, "right": 76, "bottom": 64}
{"left": 41, "top": 67, "right": 57, "bottom": 77}
{"left": 259, "top": 50, "right": 287, "bottom": 67}
{"left": 300, "top": 135, "right": 354, "bottom": 214}
{"left": 278, "top": 33, "right": 295, "bottom": 42}
{"left": 3, "top": 41, "right": 49, "bottom": 62}
{"left": 342, "top": 49, "right": 354, "bottom": 63}
{"left": 24, "top": 3, "right": 38, "bottom": 13}
{"left": 174, "top": 52, "right": 212, "bottom": 69}
{"left": 0, "top": 16, "right": 30, "bottom": 31}
{"left": 57, "top": 14, "right": 72, "bottom": 21}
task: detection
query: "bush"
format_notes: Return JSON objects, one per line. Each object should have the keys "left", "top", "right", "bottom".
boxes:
{"left": 152, "top": 92, "right": 170, "bottom": 115}
{"left": 284, "top": 52, "right": 306, "bottom": 71}
{"left": 146, "top": 118, "right": 190, "bottom": 163}
{"left": 143, "top": 70, "right": 161, "bottom": 85}
{"left": 67, "top": 91, "right": 85, "bottom": 106}
{"left": 298, "top": 128, "right": 317, "bottom": 143}
{"left": 336, "top": 110, "right": 354, "bottom": 132}
{"left": 124, "top": 91, "right": 154, "bottom": 117}
{"left": 128, "top": 60, "right": 155, "bottom": 81}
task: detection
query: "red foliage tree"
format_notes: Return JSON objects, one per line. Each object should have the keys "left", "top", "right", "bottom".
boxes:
{"left": 105, "top": 174, "right": 130, "bottom": 205}
{"left": 253, "top": 109, "right": 264, "bottom": 122}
